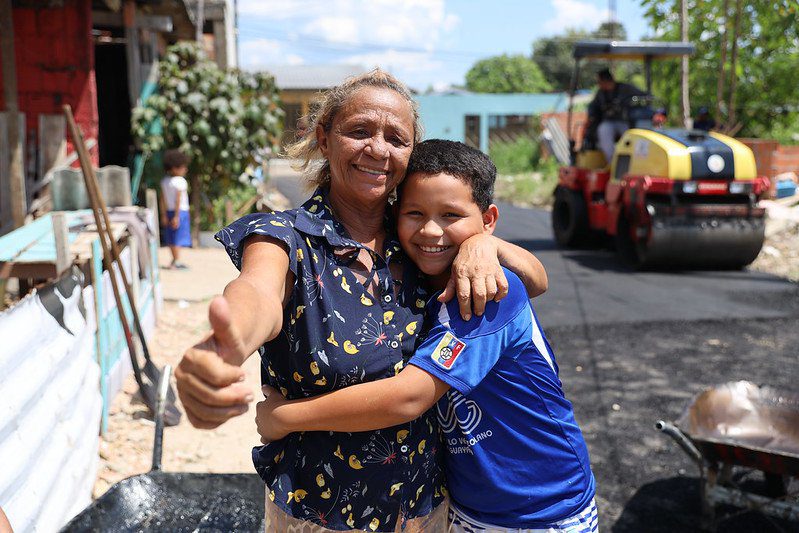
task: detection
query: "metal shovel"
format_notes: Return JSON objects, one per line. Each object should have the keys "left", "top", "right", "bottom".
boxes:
{"left": 64, "top": 105, "right": 181, "bottom": 426}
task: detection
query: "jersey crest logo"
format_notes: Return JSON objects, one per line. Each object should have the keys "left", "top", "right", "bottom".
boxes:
{"left": 431, "top": 331, "right": 465, "bottom": 369}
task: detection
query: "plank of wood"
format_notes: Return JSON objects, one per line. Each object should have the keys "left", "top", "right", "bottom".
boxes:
{"left": 38, "top": 114, "right": 67, "bottom": 182}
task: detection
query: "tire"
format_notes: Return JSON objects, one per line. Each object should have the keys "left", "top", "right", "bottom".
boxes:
{"left": 615, "top": 212, "right": 654, "bottom": 269}
{"left": 552, "top": 186, "right": 589, "bottom": 247}
{"left": 614, "top": 212, "right": 640, "bottom": 266}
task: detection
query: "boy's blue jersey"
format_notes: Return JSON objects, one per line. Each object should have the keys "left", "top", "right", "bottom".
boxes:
{"left": 409, "top": 268, "right": 595, "bottom": 528}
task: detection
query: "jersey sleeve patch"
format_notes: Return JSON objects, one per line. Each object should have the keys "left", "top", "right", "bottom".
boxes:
{"left": 431, "top": 331, "right": 466, "bottom": 370}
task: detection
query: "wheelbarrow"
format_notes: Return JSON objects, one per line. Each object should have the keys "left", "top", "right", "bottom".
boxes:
{"left": 656, "top": 380, "right": 799, "bottom": 531}
{"left": 61, "top": 366, "right": 265, "bottom": 532}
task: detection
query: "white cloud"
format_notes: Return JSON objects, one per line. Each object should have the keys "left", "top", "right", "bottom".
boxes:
{"left": 544, "top": 0, "right": 609, "bottom": 33}
{"left": 303, "top": 16, "right": 359, "bottom": 43}
{"left": 237, "top": 0, "right": 460, "bottom": 87}
{"left": 239, "top": 38, "right": 299, "bottom": 68}
{"left": 240, "top": 0, "right": 459, "bottom": 49}
{"left": 342, "top": 49, "right": 442, "bottom": 75}
{"left": 238, "top": 0, "right": 325, "bottom": 19}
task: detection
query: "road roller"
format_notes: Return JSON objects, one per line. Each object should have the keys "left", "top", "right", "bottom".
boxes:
{"left": 552, "top": 41, "right": 769, "bottom": 268}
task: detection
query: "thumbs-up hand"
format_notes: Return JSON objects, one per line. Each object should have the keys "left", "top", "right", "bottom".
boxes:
{"left": 175, "top": 296, "right": 255, "bottom": 429}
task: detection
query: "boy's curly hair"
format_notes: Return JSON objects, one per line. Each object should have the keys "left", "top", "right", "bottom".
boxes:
{"left": 163, "top": 149, "right": 190, "bottom": 173}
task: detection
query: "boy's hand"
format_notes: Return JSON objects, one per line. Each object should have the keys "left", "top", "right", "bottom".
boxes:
{"left": 161, "top": 214, "right": 168, "bottom": 226}
{"left": 256, "top": 385, "right": 290, "bottom": 443}
{"left": 175, "top": 296, "right": 253, "bottom": 429}
{"left": 439, "top": 234, "right": 508, "bottom": 320}
{"left": 170, "top": 215, "right": 180, "bottom": 229}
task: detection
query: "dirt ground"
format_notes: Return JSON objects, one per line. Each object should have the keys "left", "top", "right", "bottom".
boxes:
{"left": 750, "top": 198, "right": 799, "bottom": 281}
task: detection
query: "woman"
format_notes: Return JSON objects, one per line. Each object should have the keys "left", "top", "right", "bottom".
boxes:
{"left": 175, "top": 69, "right": 547, "bottom": 532}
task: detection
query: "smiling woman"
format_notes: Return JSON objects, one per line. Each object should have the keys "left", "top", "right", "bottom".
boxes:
{"left": 175, "top": 69, "right": 548, "bottom": 532}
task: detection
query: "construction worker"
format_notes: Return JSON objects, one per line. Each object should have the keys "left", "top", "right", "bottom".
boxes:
{"left": 587, "top": 68, "right": 647, "bottom": 163}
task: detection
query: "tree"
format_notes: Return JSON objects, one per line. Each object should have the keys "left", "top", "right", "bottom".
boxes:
{"left": 642, "top": 0, "right": 799, "bottom": 138}
{"left": 593, "top": 21, "right": 627, "bottom": 40}
{"left": 131, "top": 42, "right": 283, "bottom": 239}
{"left": 532, "top": 29, "right": 591, "bottom": 92}
{"left": 532, "top": 23, "right": 641, "bottom": 93}
{"left": 465, "top": 54, "right": 552, "bottom": 93}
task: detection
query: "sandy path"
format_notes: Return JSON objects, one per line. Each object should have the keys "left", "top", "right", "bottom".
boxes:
{"left": 93, "top": 246, "right": 263, "bottom": 497}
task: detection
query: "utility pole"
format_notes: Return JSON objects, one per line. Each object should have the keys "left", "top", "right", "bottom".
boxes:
{"left": 609, "top": 0, "right": 617, "bottom": 38}
{"left": 195, "top": 0, "right": 205, "bottom": 44}
{"left": 0, "top": 0, "right": 27, "bottom": 228}
{"left": 680, "top": 0, "right": 691, "bottom": 128}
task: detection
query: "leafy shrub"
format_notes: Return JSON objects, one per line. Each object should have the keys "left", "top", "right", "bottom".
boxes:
{"left": 131, "top": 42, "right": 283, "bottom": 232}
{"left": 489, "top": 136, "right": 542, "bottom": 174}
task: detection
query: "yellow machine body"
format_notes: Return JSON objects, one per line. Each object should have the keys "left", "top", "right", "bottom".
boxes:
{"left": 610, "top": 129, "right": 757, "bottom": 182}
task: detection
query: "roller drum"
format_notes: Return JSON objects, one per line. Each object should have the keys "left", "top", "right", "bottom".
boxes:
{"left": 637, "top": 213, "right": 765, "bottom": 268}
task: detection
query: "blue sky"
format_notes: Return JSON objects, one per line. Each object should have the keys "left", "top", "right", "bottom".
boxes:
{"left": 237, "top": 0, "right": 651, "bottom": 91}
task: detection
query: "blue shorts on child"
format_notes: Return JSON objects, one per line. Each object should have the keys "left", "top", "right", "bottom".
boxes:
{"left": 164, "top": 210, "right": 191, "bottom": 247}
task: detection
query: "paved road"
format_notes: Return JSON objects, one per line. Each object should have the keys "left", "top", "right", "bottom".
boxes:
{"left": 269, "top": 164, "right": 799, "bottom": 531}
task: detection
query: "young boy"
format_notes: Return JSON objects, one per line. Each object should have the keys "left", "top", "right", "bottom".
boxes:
{"left": 159, "top": 149, "right": 191, "bottom": 269}
{"left": 257, "top": 140, "right": 597, "bottom": 532}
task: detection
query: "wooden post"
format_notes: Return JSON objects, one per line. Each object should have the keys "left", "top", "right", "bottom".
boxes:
{"left": 52, "top": 212, "right": 70, "bottom": 276}
{"left": 195, "top": 0, "right": 205, "bottom": 44}
{"left": 128, "top": 234, "right": 140, "bottom": 311}
{"left": 0, "top": 0, "right": 27, "bottom": 228}
{"left": 224, "top": 199, "right": 233, "bottom": 225}
{"left": 145, "top": 188, "right": 160, "bottom": 247}
{"left": 123, "top": 0, "right": 142, "bottom": 107}
{"left": 91, "top": 238, "right": 109, "bottom": 435}
{"left": 680, "top": 0, "right": 691, "bottom": 129}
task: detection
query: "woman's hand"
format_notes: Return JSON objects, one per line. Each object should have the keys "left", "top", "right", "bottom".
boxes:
{"left": 175, "top": 297, "right": 253, "bottom": 429}
{"left": 170, "top": 215, "right": 180, "bottom": 229}
{"left": 439, "top": 234, "right": 508, "bottom": 320}
{"left": 256, "top": 385, "right": 291, "bottom": 444}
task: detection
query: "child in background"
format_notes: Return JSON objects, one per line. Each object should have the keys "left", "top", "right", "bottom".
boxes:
{"left": 256, "top": 140, "right": 598, "bottom": 532}
{"left": 160, "top": 149, "right": 191, "bottom": 270}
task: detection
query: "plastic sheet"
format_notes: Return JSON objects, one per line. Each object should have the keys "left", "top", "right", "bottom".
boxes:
{"left": 61, "top": 472, "right": 265, "bottom": 532}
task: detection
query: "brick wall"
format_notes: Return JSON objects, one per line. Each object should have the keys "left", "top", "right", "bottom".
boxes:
{"left": 0, "top": 0, "right": 98, "bottom": 166}
{"left": 739, "top": 139, "right": 799, "bottom": 178}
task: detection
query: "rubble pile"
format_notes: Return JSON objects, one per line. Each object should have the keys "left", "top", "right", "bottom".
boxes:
{"left": 751, "top": 191, "right": 799, "bottom": 281}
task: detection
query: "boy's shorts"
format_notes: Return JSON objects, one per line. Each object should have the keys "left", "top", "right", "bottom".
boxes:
{"left": 164, "top": 210, "right": 192, "bottom": 247}
{"left": 447, "top": 498, "right": 598, "bottom": 533}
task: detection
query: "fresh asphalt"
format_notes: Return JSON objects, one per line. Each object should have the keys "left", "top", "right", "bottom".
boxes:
{"left": 270, "top": 167, "right": 799, "bottom": 531}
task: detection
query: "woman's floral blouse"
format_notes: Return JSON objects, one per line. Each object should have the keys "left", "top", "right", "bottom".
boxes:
{"left": 215, "top": 188, "right": 446, "bottom": 532}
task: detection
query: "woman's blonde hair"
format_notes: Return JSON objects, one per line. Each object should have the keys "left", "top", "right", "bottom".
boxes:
{"left": 285, "top": 68, "right": 422, "bottom": 188}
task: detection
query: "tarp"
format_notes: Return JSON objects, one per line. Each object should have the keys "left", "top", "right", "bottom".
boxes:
{"left": 0, "top": 268, "right": 102, "bottom": 532}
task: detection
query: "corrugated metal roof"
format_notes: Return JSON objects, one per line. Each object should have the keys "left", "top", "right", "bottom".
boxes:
{"left": 263, "top": 64, "right": 369, "bottom": 90}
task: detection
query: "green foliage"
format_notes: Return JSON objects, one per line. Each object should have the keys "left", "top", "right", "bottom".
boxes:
{"left": 131, "top": 41, "right": 283, "bottom": 229}
{"left": 200, "top": 183, "right": 259, "bottom": 230}
{"left": 494, "top": 169, "right": 559, "bottom": 207}
{"left": 490, "top": 137, "right": 541, "bottom": 174}
{"left": 766, "top": 112, "right": 799, "bottom": 145}
{"left": 531, "top": 23, "right": 642, "bottom": 92}
{"left": 465, "top": 54, "right": 552, "bottom": 93}
{"left": 489, "top": 135, "right": 561, "bottom": 206}
{"left": 641, "top": 0, "right": 799, "bottom": 138}
{"left": 532, "top": 29, "right": 591, "bottom": 92}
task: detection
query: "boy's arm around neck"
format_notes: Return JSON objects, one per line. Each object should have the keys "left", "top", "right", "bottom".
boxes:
{"left": 258, "top": 366, "right": 450, "bottom": 441}
{"left": 495, "top": 236, "right": 548, "bottom": 298}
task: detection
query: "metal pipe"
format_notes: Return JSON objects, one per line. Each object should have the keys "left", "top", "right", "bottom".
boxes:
{"left": 151, "top": 365, "right": 172, "bottom": 472}
{"left": 567, "top": 59, "right": 580, "bottom": 163}
{"left": 655, "top": 420, "right": 704, "bottom": 468}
